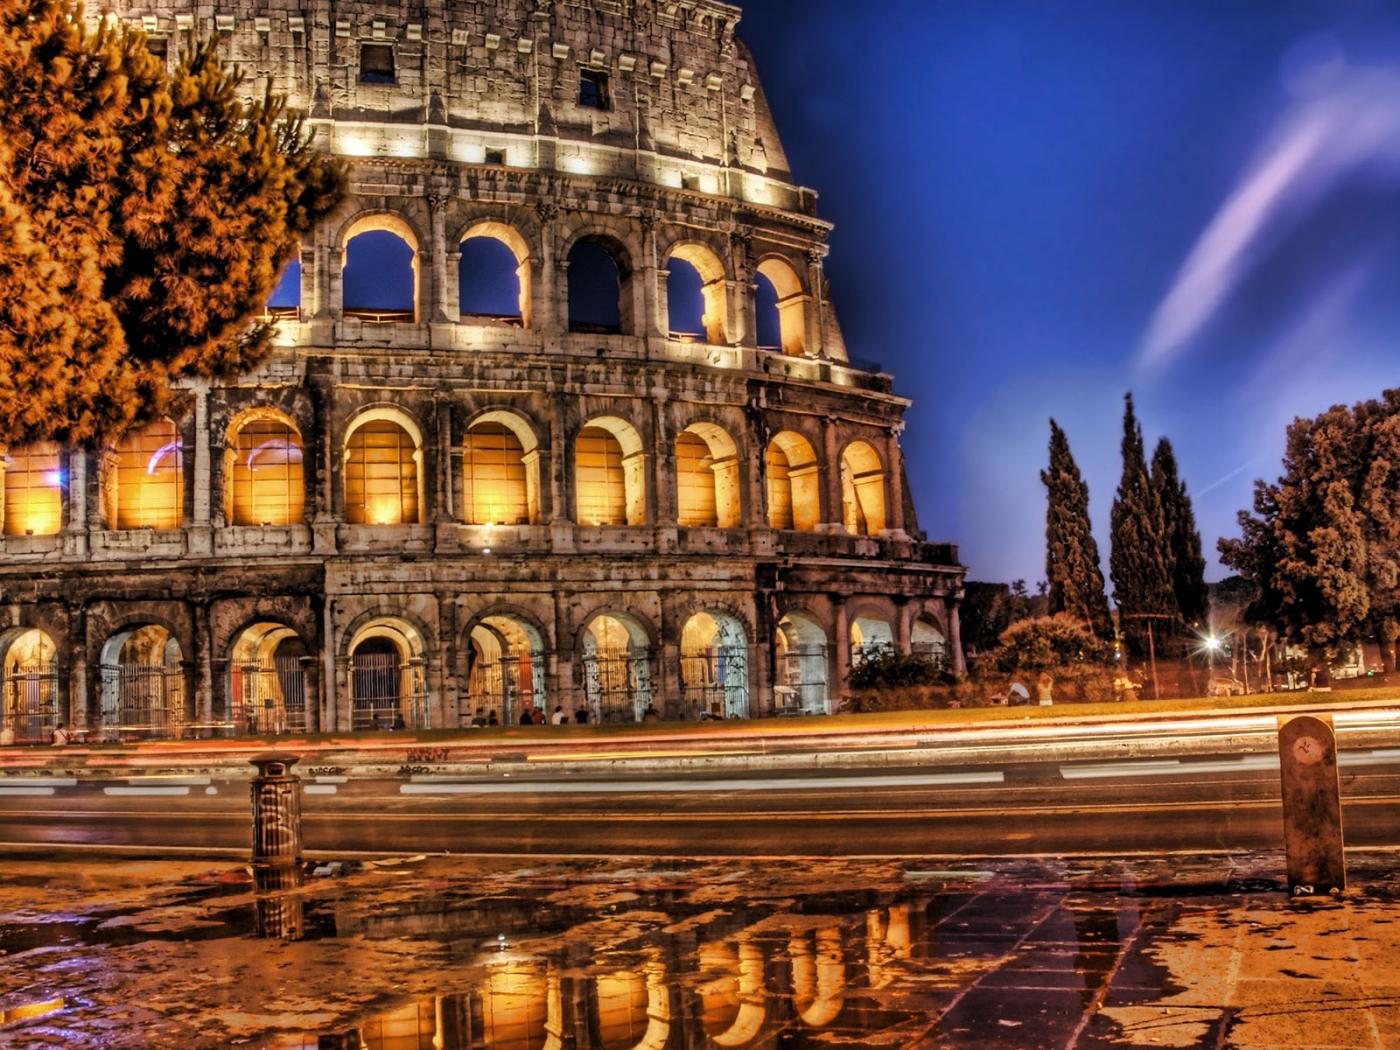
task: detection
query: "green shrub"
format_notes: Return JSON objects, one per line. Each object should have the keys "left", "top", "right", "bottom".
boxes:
{"left": 847, "top": 649, "right": 951, "bottom": 690}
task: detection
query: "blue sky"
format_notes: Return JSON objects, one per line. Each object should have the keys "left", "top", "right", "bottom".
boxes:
{"left": 738, "top": 0, "right": 1400, "bottom": 584}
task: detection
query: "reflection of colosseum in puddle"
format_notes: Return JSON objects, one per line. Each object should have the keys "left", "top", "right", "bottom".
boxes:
{"left": 291, "top": 901, "right": 943, "bottom": 1048}
{"left": 0, "top": 0, "right": 963, "bottom": 739}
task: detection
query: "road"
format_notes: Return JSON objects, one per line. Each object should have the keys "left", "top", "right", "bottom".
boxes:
{"left": 3, "top": 747, "right": 1400, "bottom": 857}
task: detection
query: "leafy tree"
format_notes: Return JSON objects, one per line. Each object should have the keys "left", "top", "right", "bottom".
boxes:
{"left": 1220, "top": 391, "right": 1400, "bottom": 669}
{"left": 1109, "top": 394, "right": 1176, "bottom": 654}
{"left": 0, "top": 0, "right": 344, "bottom": 447}
{"left": 987, "top": 614, "right": 1115, "bottom": 673}
{"left": 1151, "top": 438, "right": 1209, "bottom": 626}
{"left": 847, "top": 650, "right": 950, "bottom": 690}
{"left": 1041, "top": 420, "right": 1113, "bottom": 639}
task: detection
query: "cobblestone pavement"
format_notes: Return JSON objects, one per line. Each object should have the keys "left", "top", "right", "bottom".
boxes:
{"left": 2, "top": 850, "right": 1400, "bottom": 1048}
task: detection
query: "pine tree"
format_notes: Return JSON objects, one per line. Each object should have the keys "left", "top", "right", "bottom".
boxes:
{"left": 1041, "top": 420, "right": 1113, "bottom": 639}
{"left": 1110, "top": 394, "right": 1176, "bottom": 655}
{"left": 1151, "top": 438, "right": 1209, "bottom": 626}
{"left": 0, "top": 1, "right": 344, "bottom": 447}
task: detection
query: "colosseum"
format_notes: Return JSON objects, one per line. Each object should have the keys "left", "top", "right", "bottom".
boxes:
{"left": 0, "top": 0, "right": 965, "bottom": 740}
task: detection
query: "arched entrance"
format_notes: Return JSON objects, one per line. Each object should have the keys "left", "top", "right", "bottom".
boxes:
{"left": 467, "top": 614, "right": 546, "bottom": 726}
{"left": 0, "top": 629, "right": 59, "bottom": 743}
{"left": 580, "top": 613, "right": 653, "bottom": 723}
{"left": 698, "top": 939, "right": 766, "bottom": 1047}
{"left": 912, "top": 618, "right": 948, "bottom": 670}
{"left": 99, "top": 625, "right": 186, "bottom": 738}
{"left": 775, "top": 612, "right": 829, "bottom": 715}
{"left": 679, "top": 611, "right": 749, "bottom": 720}
{"left": 791, "top": 928, "right": 845, "bottom": 1028}
{"left": 850, "top": 616, "right": 895, "bottom": 669}
{"left": 227, "top": 623, "right": 311, "bottom": 734}
{"left": 347, "top": 620, "right": 428, "bottom": 731}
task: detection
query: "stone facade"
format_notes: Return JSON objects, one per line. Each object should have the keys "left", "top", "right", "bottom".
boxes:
{"left": 0, "top": 0, "right": 964, "bottom": 739}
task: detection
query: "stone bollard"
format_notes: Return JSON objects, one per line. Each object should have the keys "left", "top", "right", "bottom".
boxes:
{"left": 249, "top": 752, "right": 303, "bottom": 868}
{"left": 1278, "top": 715, "right": 1345, "bottom": 895}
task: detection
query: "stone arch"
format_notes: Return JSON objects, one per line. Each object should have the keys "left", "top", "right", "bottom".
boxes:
{"left": 792, "top": 927, "right": 845, "bottom": 1028}
{"left": 755, "top": 255, "right": 806, "bottom": 356}
{"left": 565, "top": 231, "right": 635, "bottom": 335}
{"left": 664, "top": 239, "right": 728, "bottom": 344}
{"left": 775, "top": 609, "right": 830, "bottom": 715}
{"left": 227, "top": 621, "right": 311, "bottom": 734}
{"left": 479, "top": 960, "right": 561, "bottom": 1050}
{"left": 0, "top": 627, "right": 60, "bottom": 742}
{"left": 340, "top": 211, "right": 421, "bottom": 322}
{"left": 766, "top": 430, "right": 821, "bottom": 532}
{"left": 578, "top": 610, "right": 655, "bottom": 723}
{"left": 676, "top": 420, "right": 742, "bottom": 529}
{"left": 850, "top": 609, "right": 895, "bottom": 667}
{"left": 112, "top": 417, "right": 184, "bottom": 530}
{"left": 699, "top": 939, "right": 766, "bottom": 1047}
{"left": 575, "top": 416, "right": 647, "bottom": 527}
{"left": 463, "top": 606, "right": 549, "bottom": 726}
{"left": 98, "top": 623, "right": 187, "bottom": 737}
{"left": 344, "top": 406, "right": 426, "bottom": 526}
{"left": 840, "top": 439, "right": 887, "bottom": 536}
{"left": 592, "top": 958, "right": 670, "bottom": 1050}
{"left": 345, "top": 615, "right": 429, "bottom": 730}
{"left": 912, "top": 617, "right": 947, "bottom": 668}
{"left": 224, "top": 407, "right": 305, "bottom": 527}
{"left": 458, "top": 219, "right": 533, "bottom": 327}
{"left": 463, "top": 408, "right": 543, "bottom": 526}
{"left": 2, "top": 442, "right": 63, "bottom": 537}
{"left": 679, "top": 608, "right": 749, "bottom": 720}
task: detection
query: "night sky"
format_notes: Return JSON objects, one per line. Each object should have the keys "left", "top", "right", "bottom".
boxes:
{"left": 737, "top": 0, "right": 1400, "bottom": 585}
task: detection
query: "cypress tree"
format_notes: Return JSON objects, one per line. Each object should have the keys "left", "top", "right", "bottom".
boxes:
{"left": 1151, "top": 438, "right": 1209, "bottom": 626}
{"left": 1041, "top": 420, "right": 1113, "bottom": 639}
{"left": 1110, "top": 394, "right": 1176, "bottom": 654}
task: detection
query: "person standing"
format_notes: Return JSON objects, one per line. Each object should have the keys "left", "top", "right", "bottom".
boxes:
{"left": 51, "top": 723, "right": 69, "bottom": 746}
{"left": 551, "top": 706, "right": 567, "bottom": 726}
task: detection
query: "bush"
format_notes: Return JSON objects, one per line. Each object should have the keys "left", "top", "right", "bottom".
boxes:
{"left": 987, "top": 614, "right": 1114, "bottom": 672}
{"left": 847, "top": 649, "right": 951, "bottom": 690}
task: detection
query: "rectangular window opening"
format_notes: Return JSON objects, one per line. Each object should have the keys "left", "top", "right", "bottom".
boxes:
{"left": 578, "top": 69, "right": 610, "bottom": 110}
{"left": 360, "top": 43, "right": 396, "bottom": 84}
{"left": 484, "top": 148, "right": 506, "bottom": 166}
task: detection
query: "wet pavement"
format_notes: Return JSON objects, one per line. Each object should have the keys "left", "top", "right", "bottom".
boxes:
{"left": 2, "top": 851, "right": 1400, "bottom": 1047}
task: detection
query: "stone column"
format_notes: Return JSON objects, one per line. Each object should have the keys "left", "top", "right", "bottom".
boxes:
{"left": 637, "top": 213, "right": 661, "bottom": 347}
{"left": 311, "top": 376, "right": 338, "bottom": 554}
{"left": 68, "top": 603, "right": 88, "bottom": 735}
{"left": 63, "top": 447, "right": 88, "bottom": 558}
{"left": 189, "top": 384, "right": 213, "bottom": 555}
{"left": 805, "top": 247, "right": 827, "bottom": 357}
{"left": 948, "top": 596, "right": 966, "bottom": 677}
{"left": 822, "top": 416, "right": 843, "bottom": 532}
{"left": 535, "top": 202, "right": 560, "bottom": 334}
{"left": 832, "top": 597, "right": 850, "bottom": 704}
{"left": 322, "top": 598, "right": 340, "bottom": 731}
{"left": 730, "top": 229, "right": 756, "bottom": 349}
{"left": 651, "top": 394, "right": 675, "bottom": 527}
{"left": 433, "top": 391, "right": 452, "bottom": 524}
{"left": 195, "top": 601, "right": 214, "bottom": 728}
{"left": 885, "top": 424, "right": 907, "bottom": 536}
{"left": 427, "top": 193, "right": 452, "bottom": 324}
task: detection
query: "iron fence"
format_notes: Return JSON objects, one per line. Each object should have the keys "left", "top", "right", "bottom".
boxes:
{"left": 466, "top": 653, "right": 544, "bottom": 725}
{"left": 100, "top": 663, "right": 186, "bottom": 738}
{"left": 911, "top": 643, "right": 949, "bottom": 671}
{"left": 680, "top": 646, "right": 749, "bottom": 719}
{"left": 582, "top": 652, "right": 652, "bottom": 723}
{"left": 775, "top": 644, "right": 830, "bottom": 715}
{"left": 228, "top": 657, "right": 310, "bottom": 735}
{"left": 2, "top": 660, "right": 59, "bottom": 742}
{"left": 348, "top": 653, "right": 428, "bottom": 731}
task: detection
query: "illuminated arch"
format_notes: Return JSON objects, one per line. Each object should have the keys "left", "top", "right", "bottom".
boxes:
{"left": 2, "top": 443, "right": 63, "bottom": 537}
{"left": 464, "top": 410, "right": 541, "bottom": 526}
{"left": 594, "top": 959, "right": 670, "bottom": 1050}
{"left": 344, "top": 408, "right": 425, "bottom": 526}
{"left": 851, "top": 614, "right": 895, "bottom": 668}
{"left": 776, "top": 610, "right": 830, "bottom": 715}
{"left": 766, "top": 431, "right": 820, "bottom": 532}
{"left": 679, "top": 610, "right": 749, "bottom": 720}
{"left": 0, "top": 628, "right": 59, "bottom": 743}
{"left": 913, "top": 617, "right": 948, "bottom": 668}
{"left": 701, "top": 939, "right": 766, "bottom": 1047}
{"left": 459, "top": 220, "right": 533, "bottom": 327}
{"left": 792, "top": 927, "right": 845, "bottom": 1027}
{"left": 346, "top": 617, "right": 428, "bottom": 730}
{"left": 755, "top": 256, "right": 806, "bottom": 356}
{"left": 98, "top": 623, "right": 186, "bottom": 737}
{"left": 225, "top": 408, "right": 305, "bottom": 527}
{"left": 580, "top": 611, "right": 653, "bottom": 723}
{"left": 676, "top": 421, "right": 741, "bottom": 529}
{"left": 575, "top": 416, "right": 646, "bottom": 527}
{"left": 840, "top": 440, "right": 887, "bottom": 536}
{"left": 466, "top": 611, "right": 547, "bottom": 725}
{"left": 227, "top": 622, "right": 310, "bottom": 734}
{"left": 665, "top": 241, "right": 728, "bottom": 344}
{"left": 114, "top": 419, "right": 184, "bottom": 530}
{"left": 480, "top": 960, "right": 560, "bottom": 1050}
{"left": 566, "top": 234, "right": 633, "bottom": 334}
{"left": 341, "top": 212, "right": 420, "bottom": 322}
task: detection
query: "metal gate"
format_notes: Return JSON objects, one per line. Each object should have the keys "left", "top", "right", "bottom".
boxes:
{"left": 228, "top": 656, "right": 309, "bottom": 735}
{"left": 3, "top": 660, "right": 59, "bottom": 742}
{"left": 100, "top": 663, "right": 186, "bottom": 738}
{"left": 348, "top": 653, "right": 427, "bottom": 731}
{"left": 680, "top": 646, "right": 749, "bottom": 719}
{"left": 911, "top": 642, "right": 948, "bottom": 671}
{"left": 468, "top": 654, "right": 542, "bottom": 725}
{"left": 582, "top": 652, "right": 651, "bottom": 723}
{"left": 775, "top": 643, "right": 829, "bottom": 715}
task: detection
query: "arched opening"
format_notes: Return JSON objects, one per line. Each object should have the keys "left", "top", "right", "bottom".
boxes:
{"left": 841, "top": 440, "right": 887, "bottom": 536}
{"left": 581, "top": 613, "right": 653, "bottom": 723}
{"left": 357, "top": 998, "right": 439, "bottom": 1049}
{"left": 347, "top": 620, "right": 428, "bottom": 731}
{"left": 228, "top": 623, "right": 310, "bottom": 735}
{"left": 467, "top": 614, "right": 546, "bottom": 727}
{"left": 766, "top": 431, "right": 820, "bottom": 532}
{"left": 267, "top": 257, "right": 301, "bottom": 318}
{"left": 567, "top": 236, "right": 629, "bottom": 334}
{"left": 775, "top": 611, "right": 829, "bottom": 715}
{"left": 755, "top": 258, "right": 805, "bottom": 356}
{"left": 99, "top": 624, "right": 186, "bottom": 738}
{"left": 676, "top": 423, "right": 741, "bottom": 529}
{"left": 792, "top": 928, "right": 845, "bottom": 1028}
{"left": 699, "top": 940, "right": 765, "bottom": 1047}
{"left": 480, "top": 962, "right": 554, "bottom": 1050}
{"left": 0, "top": 629, "right": 59, "bottom": 743}
{"left": 345, "top": 413, "right": 423, "bottom": 526}
{"left": 227, "top": 412, "right": 305, "bottom": 527}
{"left": 680, "top": 611, "right": 749, "bottom": 720}
{"left": 575, "top": 417, "right": 646, "bottom": 527}
{"left": 114, "top": 419, "right": 184, "bottom": 530}
{"left": 594, "top": 960, "right": 669, "bottom": 1050}
{"left": 342, "top": 215, "right": 418, "bottom": 322}
{"left": 850, "top": 615, "right": 895, "bottom": 669}
{"left": 912, "top": 618, "right": 948, "bottom": 671}
{"left": 665, "top": 244, "right": 726, "bottom": 344}
{"left": 3, "top": 443, "right": 63, "bottom": 537}
{"left": 460, "top": 222, "right": 531, "bottom": 327}
{"left": 464, "top": 414, "right": 539, "bottom": 526}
